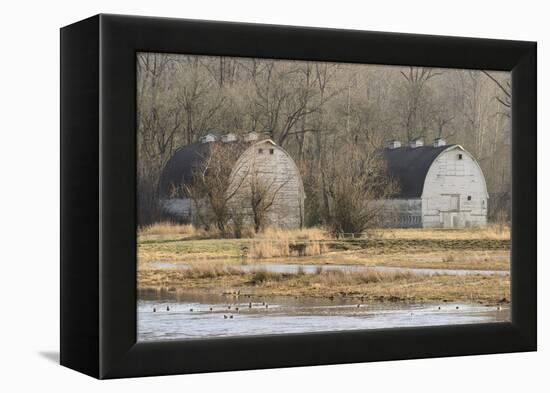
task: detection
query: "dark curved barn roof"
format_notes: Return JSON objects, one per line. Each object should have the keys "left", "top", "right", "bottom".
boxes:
{"left": 383, "top": 144, "right": 457, "bottom": 198}
{"left": 159, "top": 142, "right": 212, "bottom": 197}
{"left": 159, "top": 140, "right": 260, "bottom": 197}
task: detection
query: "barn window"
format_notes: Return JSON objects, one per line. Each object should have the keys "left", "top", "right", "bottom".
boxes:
{"left": 458, "top": 154, "right": 463, "bottom": 160}
{"left": 269, "top": 149, "right": 274, "bottom": 154}
{"left": 467, "top": 196, "right": 472, "bottom": 201}
{"left": 258, "top": 148, "right": 263, "bottom": 154}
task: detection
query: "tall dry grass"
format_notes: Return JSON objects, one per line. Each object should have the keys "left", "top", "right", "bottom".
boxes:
{"left": 138, "top": 222, "right": 331, "bottom": 241}
{"left": 375, "top": 224, "right": 510, "bottom": 241}
{"left": 256, "top": 227, "right": 329, "bottom": 241}
{"left": 249, "top": 240, "right": 329, "bottom": 258}
{"left": 138, "top": 222, "right": 198, "bottom": 237}
{"left": 248, "top": 266, "right": 416, "bottom": 286}
{"left": 178, "top": 261, "right": 245, "bottom": 279}
{"left": 245, "top": 227, "right": 331, "bottom": 258}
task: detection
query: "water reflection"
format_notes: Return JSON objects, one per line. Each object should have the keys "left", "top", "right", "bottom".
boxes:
{"left": 137, "top": 290, "right": 510, "bottom": 341}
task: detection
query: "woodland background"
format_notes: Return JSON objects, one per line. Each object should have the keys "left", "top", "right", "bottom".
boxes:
{"left": 137, "top": 53, "right": 511, "bottom": 227}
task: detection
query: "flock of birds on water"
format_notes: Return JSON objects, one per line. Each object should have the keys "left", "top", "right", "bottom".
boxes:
{"left": 149, "top": 295, "right": 502, "bottom": 319}
{"left": 152, "top": 298, "right": 274, "bottom": 319}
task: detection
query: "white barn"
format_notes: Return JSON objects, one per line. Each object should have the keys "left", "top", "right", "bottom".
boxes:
{"left": 159, "top": 134, "right": 305, "bottom": 229}
{"left": 382, "top": 138, "right": 488, "bottom": 228}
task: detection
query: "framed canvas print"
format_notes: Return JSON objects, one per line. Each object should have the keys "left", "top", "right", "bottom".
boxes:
{"left": 60, "top": 14, "right": 536, "bottom": 379}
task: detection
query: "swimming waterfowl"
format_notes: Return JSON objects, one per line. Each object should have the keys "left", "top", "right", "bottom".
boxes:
{"left": 189, "top": 308, "right": 194, "bottom": 312}
{"left": 153, "top": 307, "right": 156, "bottom": 312}
{"left": 224, "top": 315, "right": 228, "bottom": 319}
{"left": 166, "top": 306, "right": 170, "bottom": 311}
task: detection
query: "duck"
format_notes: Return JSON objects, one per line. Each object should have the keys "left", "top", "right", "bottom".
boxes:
{"left": 224, "top": 315, "right": 228, "bottom": 319}
{"left": 209, "top": 307, "right": 213, "bottom": 311}
{"left": 229, "top": 315, "right": 234, "bottom": 319}
{"left": 153, "top": 307, "right": 156, "bottom": 313}
{"left": 189, "top": 308, "right": 194, "bottom": 312}
{"left": 166, "top": 306, "right": 170, "bottom": 311}
{"left": 235, "top": 307, "right": 239, "bottom": 312}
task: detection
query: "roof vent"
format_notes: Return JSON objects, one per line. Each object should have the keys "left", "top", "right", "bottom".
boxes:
{"left": 221, "top": 133, "right": 238, "bottom": 143}
{"left": 243, "top": 132, "right": 259, "bottom": 142}
{"left": 386, "top": 140, "right": 401, "bottom": 149}
{"left": 199, "top": 133, "right": 219, "bottom": 144}
{"left": 433, "top": 137, "right": 447, "bottom": 147}
{"left": 409, "top": 138, "right": 424, "bottom": 148}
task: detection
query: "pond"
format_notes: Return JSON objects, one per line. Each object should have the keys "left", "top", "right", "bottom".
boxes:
{"left": 137, "top": 290, "right": 510, "bottom": 341}
{"left": 148, "top": 261, "right": 509, "bottom": 276}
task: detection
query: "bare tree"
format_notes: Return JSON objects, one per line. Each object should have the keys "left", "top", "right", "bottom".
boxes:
{"left": 246, "top": 168, "right": 289, "bottom": 233}
{"left": 183, "top": 143, "right": 249, "bottom": 232}
{"left": 397, "top": 67, "right": 442, "bottom": 141}
{"left": 323, "top": 142, "right": 398, "bottom": 234}
{"left": 482, "top": 70, "right": 511, "bottom": 112}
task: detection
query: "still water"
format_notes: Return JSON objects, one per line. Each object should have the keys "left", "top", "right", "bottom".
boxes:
{"left": 137, "top": 291, "right": 510, "bottom": 342}
{"left": 148, "top": 261, "right": 509, "bottom": 276}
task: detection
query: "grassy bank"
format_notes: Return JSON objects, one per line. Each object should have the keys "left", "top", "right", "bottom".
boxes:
{"left": 138, "top": 265, "right": 510, "bottom": 304}
{"left": 137, "top": 223, "right": 510, "bottom": 303}
{"left": 137, "top": 224, "right": 510, "bottom": 271}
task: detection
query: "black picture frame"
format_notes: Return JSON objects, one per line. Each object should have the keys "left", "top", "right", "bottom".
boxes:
{"left": 60, "top": 14, "right": 536, "bottom": 379}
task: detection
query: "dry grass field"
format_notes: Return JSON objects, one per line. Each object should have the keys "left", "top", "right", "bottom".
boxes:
{"left": 137, "top": 223, "right": 510, "bottom": 270}
{"left": 137, "top": 223, "right": 510, "bottom": 304}
{"left": 138, "top": 265, "right": 510, "bottom": 304}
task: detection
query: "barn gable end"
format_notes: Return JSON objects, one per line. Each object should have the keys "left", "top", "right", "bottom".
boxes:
{"left": 382, "top": 141, "right": 488, "bottom": 228}
{"left": 421, "top": 145, "right": 488, "bottom": 228}
{"left": 158, "top": 138, "right": 305, "bottom": 229}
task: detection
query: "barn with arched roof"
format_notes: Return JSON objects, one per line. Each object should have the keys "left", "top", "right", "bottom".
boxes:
{"left": 159, "top": 133, "right": 305, "bottom": 229}
{"left": 382, "top": 137, "right": 488, "bottom": 228}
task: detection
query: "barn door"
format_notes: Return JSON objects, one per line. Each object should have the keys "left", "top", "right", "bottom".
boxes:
{"left": 452, "top": 215, "right": 458, "bottom": 228}
{"left": 442, "top": 213, "right": 452, "bottom": 228}
{"left": 441, "top": 212, "right": 458, "bottom": 228}
{"left": 450, "top": 195, "right": 459, "bottom": 211}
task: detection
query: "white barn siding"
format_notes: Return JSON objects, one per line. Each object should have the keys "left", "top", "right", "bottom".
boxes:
{"left": 228, "top": 141, "right": 305, "bottom": 229}
{"left": 421, "top": 147, "right": 488, "bottom": 228}
{"left": 160, "top": 140, "right": 305, "bottom": 229}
